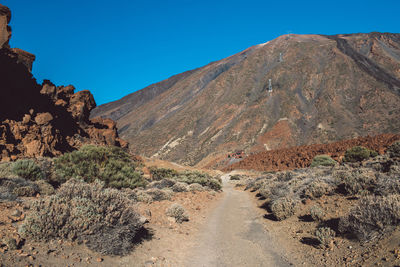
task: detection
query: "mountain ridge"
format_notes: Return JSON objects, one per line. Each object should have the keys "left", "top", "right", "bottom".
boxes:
{"left": 92, "top": 32, "right": 400, "bottom": 167}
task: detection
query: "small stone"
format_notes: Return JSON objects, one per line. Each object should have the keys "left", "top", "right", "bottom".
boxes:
{"left": 11, "top": 209, "right": 22, "bottom": 217}
{"left": 96, "top": 258, "right": 103, "bottom": 262}
{"left": 28, "top": 255, "right": 35, "bottom": 260}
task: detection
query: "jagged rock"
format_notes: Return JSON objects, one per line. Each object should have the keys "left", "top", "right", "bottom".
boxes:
{"left": 0, "top": 4, "right": 128, "bottom": 161}
{"left": 34, "top": 113, "right": 53, "bottom": 125}
{"left": 0, "top": 4, "right": 11, "bottom": 48}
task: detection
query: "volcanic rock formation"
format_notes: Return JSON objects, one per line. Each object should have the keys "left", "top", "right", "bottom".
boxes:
{"left": 92, "top": 32, "right": 400, "bottom": 167}
{"left": 0, "top": 4, "right": 127, "bottom": 161}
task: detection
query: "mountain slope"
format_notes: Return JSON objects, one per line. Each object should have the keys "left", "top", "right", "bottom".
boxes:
{"left": 92, "top": 33, "right": 400, "bottom": 167}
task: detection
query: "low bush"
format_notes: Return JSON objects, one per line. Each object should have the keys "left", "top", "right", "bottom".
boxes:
{"left": 134, "top": 190, "right": 153, "bottom": 203}
{"left": 176, "top": 171, "right": 222, "bottom": 191}
{"left": 310, "top": 205, "right": 325, "bottom": 222}
{"left": 11, "top": 159, "right": 44, "bottom": 181}
{"left": 303, "top": 180, "right": 330, "bottom": 199}
{"left": 166, "top": 203, "right": 189, "bottom": 223}
{"left": 387, "top": 141, "right": 400, "bottom": 158}
{"left": 334, "top": 169, "right": 376, "bottom": 195}
{"left": 20, "top": 179, "right": 145, "bottom": 255}
{"left": 171, "top": 182, "right": 188, "bottom": 192}
{"left": 339, "top": 195, "right": 400, "bottom": 241}
{"left": 310, "top": 155, "right": 337, "bottom": 167}
{"left": 315, "top": 227, "right": 335, "bottom": 247}
{"left": 145, "top": 188, "right": 172, "bottom": 201}
{"left": 374, "top": 175, "right": 400, "bottom": 196}
{"left": 343, "top": 146, "right": 377, "bottom": 163}
{"left": 34, "top": 180, "right": 55, "bottom": 195}
{"left": 230, "top": 174, "right": 241, "bottom": 180}
{"left": 270, "top": 197, "right": 298, "bottom": 221}
{"left": 188, "top": 183, "right": 205, "bottom": 192}
{"left": 0, "top": 177, "right": 39, "bottom": 197}
{"left": 149, "top": 167, "right": 178, "bottom": 181}
{"left": 53, "top": 145, "right": 146, "bottom": 189}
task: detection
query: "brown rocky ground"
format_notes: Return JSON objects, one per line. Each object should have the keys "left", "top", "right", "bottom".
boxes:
{"left": 0, "top": 191, "right": 221, "bottom": 267}
{"left": 223, "top": 133, "right": 400, "bottom": 172}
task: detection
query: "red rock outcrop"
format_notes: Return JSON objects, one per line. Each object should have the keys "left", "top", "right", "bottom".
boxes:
{"left": 223, "top": 134, "right": 400, "bottom": 172}
{"left": 0, "top": 5, "right": 127, "bottom": 161}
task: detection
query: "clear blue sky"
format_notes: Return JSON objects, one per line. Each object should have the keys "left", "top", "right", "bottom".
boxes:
{"left": 3, "top": 0, "right": 399, "bottom": 105}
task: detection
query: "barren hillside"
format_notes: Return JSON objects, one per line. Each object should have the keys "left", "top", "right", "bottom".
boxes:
{"left": 92, "top": 33, "right": 400, "bottom": 167}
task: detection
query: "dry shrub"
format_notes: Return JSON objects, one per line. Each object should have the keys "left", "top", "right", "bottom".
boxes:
{"left": 303, "top": 180, "right": 330, "bottom": 199}
{"left": 188, "top": 183, "right": 205, "bottom": 192}
{"left": 334, "top": 169, "right": 376, "bottom": 195}
{"left": 310, "top": 205, "right": 325, "bottom": 222}
{"left": 315, "top": 227, "right": 335, "bottom": 247}
{"left": 387, "top": 141, "right": 400, "bottom": 158}
{"left": 34, "top": 180, "right": 55, "bottom": 195}
{"left": 270, "top": 197, "right": 298, "bottom": 220}
{"left": 20, "top": 179, "right": 145, "bottom": 255}
{"left": 171, "top": 182, "right": 188, "bottom": 192}
{"left": 339, "top": 195, "right": 400, "bottom": 242}
{"left": 374, "top": 174, "right": 400, "bottom": 196}
{"left": 166, "top": 203, "right": 189, "bottom": 223}
{"left": 145, "top": 188, "right": 172, "bottom": 201}
{"left": 0, "top": 177, "right": 38, "bottom": 197}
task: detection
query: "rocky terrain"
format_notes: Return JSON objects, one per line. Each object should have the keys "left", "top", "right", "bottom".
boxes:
{"left": 0, "top": 4, "right": 126, "bottom": 161}
{"left": 223, "top": 133, "right": 400, "bottom": 172}
{"left": 92, "top": 32, "right": 400, "bottom": 167}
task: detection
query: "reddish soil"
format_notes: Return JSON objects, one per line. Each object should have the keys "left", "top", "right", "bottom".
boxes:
{"left": 223, "top": 133, "right": 400, "bottom": 172}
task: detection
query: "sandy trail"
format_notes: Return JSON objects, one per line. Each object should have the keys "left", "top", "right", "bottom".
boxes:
{"left": 184, "top": 174, "right": 292, "bottom": 267}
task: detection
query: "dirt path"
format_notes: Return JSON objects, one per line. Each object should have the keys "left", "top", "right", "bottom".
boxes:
{"left": 184, "top": 174, "right": 293, "bottom": 267}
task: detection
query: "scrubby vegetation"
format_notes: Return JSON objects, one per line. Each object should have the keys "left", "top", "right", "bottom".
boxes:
{"left": 146, "top": 167, "right": 222, "bottom": 191}
{"left": 387, "top": 140, "right": 400, "bottom": 158}
{"left": 339, "top": 195, "right": 400, "bottom": 242}
{"left": 315, "top": 227, "right": 335, "bottom": 247}
{"left": 270, "top": 197, "right": 298, "bottom": 221}
{"left": 20, "top": 179, "right": 145, "bottom": 255}
{"left": 166, "top": 203, "right": 189, "bottom": 223}
{"left": 11, "top": 159, "right": 44, "bottom": 181}
{"left": 241, "top": 144, "right": 400, "bottom": 252}
{"left": 310, "top": 205, "right": 325, "bottom": 222}
{"left": 343, "top": 146, "right": 378, "bottom": 163}
{"left": 310, "top": 155, "right": 337, "bottom": 167}
{"left": 53, "top": 145, "right": 146, "bottom": 189}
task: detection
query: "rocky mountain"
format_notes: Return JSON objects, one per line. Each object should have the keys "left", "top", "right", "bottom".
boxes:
{"left": 0, "top": 4, "right": 126, "bottom": 161}
{"left": 92, "top": 32, "right": 400, "bottom": 167}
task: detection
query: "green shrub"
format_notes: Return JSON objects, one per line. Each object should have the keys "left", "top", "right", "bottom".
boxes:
{"left": 315, "top": 227, "right": 335, "bottom": 247}
{"left": 374, "top": 175, "right": 400, "bottom": 196}
{"left": 310, "top": 155, "right": 337, "bottom": 167}
{"left": 53, "top": 145, "right": 146, "bottom": 189}
{"left": 230, "top": 174, "right": 241, "bottom": 180}
{"left": 149, "top": 167, "right": 178, "bottom": 180}
{"left": 343, "top": 146, "right": 377, "bottom": 163}
{"left": 270, "top": 197, "right": 298, "bottom": 221}
{"left": 310, "top": 205, "right": 325, "bottom": 221}
{"left": 20, "top": 179, "right": 145, "bottom": 255}
{"left": 11, "top": 159, "right": 44, "bottom": 181}
{"left": 166, "top": 203, "right": 189, "bottom": 223}
{"left": 339, "top": 195, "right": 400, "bottom": 241}
{"left": 387, "top": 141, "right": 400, "bottom": 158}
{"left": 176, "top": 171, "right": 222, "bottom": 191}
